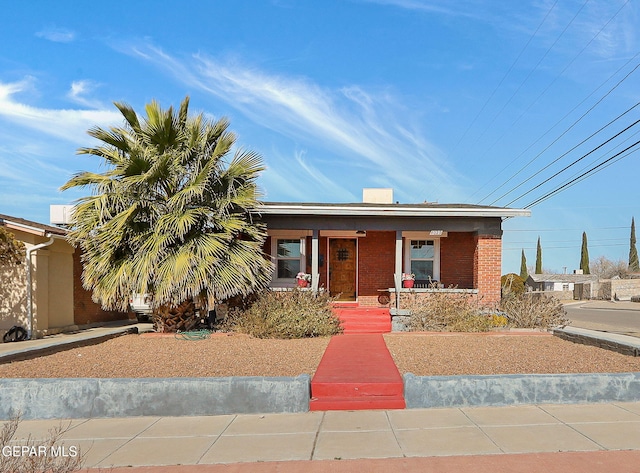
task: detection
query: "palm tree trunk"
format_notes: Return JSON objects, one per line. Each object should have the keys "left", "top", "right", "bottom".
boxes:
{"left": 153, "top": 299, "right": 199, "bottom": 333}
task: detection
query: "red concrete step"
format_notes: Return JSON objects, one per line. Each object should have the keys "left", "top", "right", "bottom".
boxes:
{"left": 339, "top": 324, "right": 391, "bottom": 334}
{"left": 309, "top": 395, "right": 406, "bottom": 411}
{"left": 335, "top": 307, "right": 391, "bottom": 334}
{"left": 310, "top": 333, "right": 405, "bottom": 411}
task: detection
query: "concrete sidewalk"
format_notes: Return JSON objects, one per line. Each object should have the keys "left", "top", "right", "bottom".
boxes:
{"left": 0, "top": 321, "right": 151, "bottom": 363}
{"left": 9, "top": 402, "right": 639, "bottom": 470}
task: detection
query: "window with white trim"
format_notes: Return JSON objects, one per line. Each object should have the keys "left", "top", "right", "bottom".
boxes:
{"left": 275, "top": 239, "right": 301, "bottom": 279}
{"left": 403, "top": 233, "right": 441, "bottom": 282}
{"left": 269, "top": 233, "right": 308, "bottom": 285}
{"left": 409, "top": 240, "right": 435, "bottom": 280}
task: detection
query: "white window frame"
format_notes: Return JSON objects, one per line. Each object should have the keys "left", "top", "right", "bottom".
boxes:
{"left": 402, "top": 232, "right": 441, "bottom": 282}
{"left": 269, "top": 231, "right": 310, "bottom": 287}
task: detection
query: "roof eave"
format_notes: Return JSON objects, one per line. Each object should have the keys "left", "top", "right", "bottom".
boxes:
{"left": 256, "top": 204, "right": 531, "bottom": 218}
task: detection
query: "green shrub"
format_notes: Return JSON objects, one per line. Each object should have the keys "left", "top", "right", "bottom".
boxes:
{"left": 501, "top": 273, "right": 525, "bottom": 295}
{"left": 500, "top": 293, "right": 568, "bottom": 329}
{"left": 224, "top": 289, "right": 342, "bottom": 338}
{"left": 406, "top": 291, "right": 493, "bottom": 332}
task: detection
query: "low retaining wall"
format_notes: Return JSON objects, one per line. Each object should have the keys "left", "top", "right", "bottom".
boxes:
{"left": 0, "top": 375, "right": 310, "bottom": 420}
{"left": 554, "top": 327, "right": 640, "bottom": 357}
{"left": 404, "top": 372, "right": 640, "bottom": 408}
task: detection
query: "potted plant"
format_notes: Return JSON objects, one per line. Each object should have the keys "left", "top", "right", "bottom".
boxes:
{"left": 296, "top": 272, "right": 312, "bottom": 287}
{"left": 402, "top": 273, "right": 415, "bottom": 288}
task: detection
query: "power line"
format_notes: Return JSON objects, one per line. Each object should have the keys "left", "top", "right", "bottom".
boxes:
{"left": 504, "top": 118, "right": 640, "bottom": 206}
{"left": 504, "top": 226, "right": 628, "bottom": 232}
{"left": 509, "top": 238, "right": 627, "bottom": 244}
{"left": 469, "top": 51, "right": 640, "bottom": 203}
{"left": 477, "top": 57, "right": 640, "bottom": 204}
{"left": 491, "top": 101, "right": 640, "bottom": 206}
{"left": 471, "top": 0, "right": 632, "bottom": 196}
{"left": 450, "top": 0, "right": 559, "bottom": 158}
{"left": 465, "top": 0, "right": 590, "bottom": 157}
{"left": 504, "top": 244, "right": 627, "bottom": 250}
{"left": 524, "top": 139, "right": 640, "bottom": 208}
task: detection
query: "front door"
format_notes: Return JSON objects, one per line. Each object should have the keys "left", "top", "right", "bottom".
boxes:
{"left": 329, "top": 238, "right": 357, "bottom": 301}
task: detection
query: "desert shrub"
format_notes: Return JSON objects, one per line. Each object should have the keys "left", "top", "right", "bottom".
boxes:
{"left": 501, "top": 273, "right": 525, "bottom": 295}
{"left": 500, "top": 292, "right": 568, "bottom": 329}
{"left": 0, "top": 415, "right": 84, "bottom": 473}
{"left": 489, "top": 314, "right": 509, "bottom": 327}
{"left": 224, "top": 289, "right": 342, "bottom": 338}
{"left": 406, "top": 291, "right": 494, "bottom": 332}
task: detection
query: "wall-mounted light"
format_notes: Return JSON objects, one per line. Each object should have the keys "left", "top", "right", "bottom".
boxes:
{"left": 356, "top": 230, "right": 367, "bottom": 236}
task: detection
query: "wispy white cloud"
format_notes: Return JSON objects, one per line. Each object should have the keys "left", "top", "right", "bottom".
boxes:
{"left": 0, "top": 78, "right": 121, "bottom": 144}
{"left": 67, "top": 80, "right": 105, "bottom": 108}
{"left": 35, "top": 26, "right": 76, "bottom": 43}
{"left": 123, "top": 43, "right": 463, "bottom": 202}
{"left": 367, "top": 0, "right": 638, "bottom": 61}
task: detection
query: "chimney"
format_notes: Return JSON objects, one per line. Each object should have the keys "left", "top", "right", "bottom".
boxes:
{"left": 362, "top": 188, "right": 393, "bottom": 204}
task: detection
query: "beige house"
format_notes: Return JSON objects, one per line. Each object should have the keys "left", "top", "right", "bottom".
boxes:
{"left": 0, "top": 214, "right": 126, "bottom": 339}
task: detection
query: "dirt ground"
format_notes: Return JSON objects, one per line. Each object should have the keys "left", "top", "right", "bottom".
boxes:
{"left": 1, "top": 331, "right": 639, "bottom": 378}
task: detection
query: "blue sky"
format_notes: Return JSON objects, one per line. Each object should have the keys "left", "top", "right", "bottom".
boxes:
{"left": 1, "top": 0, "right": 638, "bottom": 274}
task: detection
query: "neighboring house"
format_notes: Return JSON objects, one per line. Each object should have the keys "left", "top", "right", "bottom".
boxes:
{"left": 0, "top": 214, "right": 127, "bottom": 339}
{"left": 258, "top": 189, "right": 529, "bottom": 307}
{"left": 525, "top": 273, "right": 598, "bottom": 293}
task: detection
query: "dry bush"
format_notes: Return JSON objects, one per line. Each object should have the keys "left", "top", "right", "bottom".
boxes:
{"left": 0, "top": 415, "right": 84, "bottom": 473}
{"left": 501, "top": 292, "right": 568, "bottom": 328}
{"left": 405, "top": 291, "right": 494, "bottom": 332}
{"left": 223, "top": 289, "right": 342, "bottom": 338}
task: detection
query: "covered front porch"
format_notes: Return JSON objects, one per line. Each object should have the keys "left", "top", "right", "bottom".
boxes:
{"left": 257, "top": 200, "right": 527, "bottom": 307}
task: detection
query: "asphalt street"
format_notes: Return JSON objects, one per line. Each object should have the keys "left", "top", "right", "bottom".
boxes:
{"left": 565, "top": 301, "right": 640, "bottom": 338}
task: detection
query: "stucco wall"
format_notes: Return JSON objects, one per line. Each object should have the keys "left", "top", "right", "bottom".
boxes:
{"left": 45, "top": 239, "right": 75, "bottom": 329}
{"left": 0, "top": 263, "right": 27, "bottom": 337}
{"left": 0, "top": 229, "right": 75, "bottom": 337}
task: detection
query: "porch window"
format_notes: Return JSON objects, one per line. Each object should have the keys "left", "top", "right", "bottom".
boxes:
{"left": 409, "top": 240, "right": 435, "bottom": 280}
{"left": 276, "top": 239, "right": 302, "bottom": 279}
{"left": 402, "top": 233, "right": 441, "bottom": 282}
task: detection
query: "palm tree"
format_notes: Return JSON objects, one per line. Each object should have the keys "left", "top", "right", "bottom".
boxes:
{"left": 61, "top": 96, "right": 272, "bottom": 332}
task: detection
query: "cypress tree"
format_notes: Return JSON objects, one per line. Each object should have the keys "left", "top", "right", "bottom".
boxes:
{"left": 520, "top": 249, "right": 528, "bottom": 280}
{"left": 630, "top": 217, "right": 639, "bottom": 272}
{"left": 535, "top": 237, "right": 542, "bottom": 274}
{"left": 580, "top": 232, "right": 590, "bottom": 274}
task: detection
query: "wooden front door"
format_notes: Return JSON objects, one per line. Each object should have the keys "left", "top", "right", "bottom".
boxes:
{"left": 329, "top": 239, "right": 357, "bottom": 301}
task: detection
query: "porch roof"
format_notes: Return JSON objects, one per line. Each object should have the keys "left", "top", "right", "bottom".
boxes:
{"left": 257, "top": 202, "right": 530, "bottom": 219}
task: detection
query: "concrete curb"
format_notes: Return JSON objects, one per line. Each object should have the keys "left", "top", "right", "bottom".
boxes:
{"left": 404, "top": 372, "right": 640, "bottom": 408}
{"left": 554, "top": 326, "right": 640, "bottom": 357}
{"left": 0, "top": 375, "right": 311, "bottom": 420}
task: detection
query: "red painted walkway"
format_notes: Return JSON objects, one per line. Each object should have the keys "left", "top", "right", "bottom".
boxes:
{"left": 334, "top": 306, "right": 391, "bottom": 334}
{"left": 310, "top": 333, "right": 405, "bottom": 410}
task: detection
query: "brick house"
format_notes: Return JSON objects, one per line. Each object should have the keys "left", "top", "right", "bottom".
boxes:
{"left": 258, "top": 189, "right": 529, "bottom": 308}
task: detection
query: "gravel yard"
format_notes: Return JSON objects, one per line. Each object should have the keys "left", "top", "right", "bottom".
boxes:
{"left": 1, "top": 332, "right": 639, "bottom": 378}
{"left": 384, "top": 333, "right": 640, "bottom": 375}
{"left": 0, "top": 334, "right": 330, "bottom": 378}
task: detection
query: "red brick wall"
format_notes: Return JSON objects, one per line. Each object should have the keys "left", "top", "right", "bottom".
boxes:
{"left": 73, "top": 251, "right": 131, "bottom": 325}
{"left": 358, "top": 231, "right": 395, "bottom": 298}
{"left": 473, "top": 234, "right": 502, "bottom": 306}
{"left": 440, "top": 232, "right": 475, "bottom": 289}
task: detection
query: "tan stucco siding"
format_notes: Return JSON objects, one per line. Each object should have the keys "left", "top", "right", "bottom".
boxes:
{"left": 0, "top": 263, "right": 28, "bottom": 332}
{"left": 46, "top": 240, "right": 74, "bottom": 329}
{"left": 0, "top": 228, "right": 75, "bottom": 336}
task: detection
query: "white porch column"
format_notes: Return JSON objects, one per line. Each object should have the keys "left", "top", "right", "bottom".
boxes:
{"left": 311, "top": 229, "right": 319, "bottom": 293}
{"left": 394, "top": 230, "right": 403, "bottom": 308}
